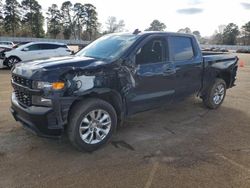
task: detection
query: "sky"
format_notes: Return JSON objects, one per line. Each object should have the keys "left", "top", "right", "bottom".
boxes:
{"left": 39, "top": 0, "right": 250, "bottom": 37}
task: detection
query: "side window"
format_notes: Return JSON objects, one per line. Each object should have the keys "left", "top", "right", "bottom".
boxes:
{"left": 39, "top": 43, "right": 58, "bottom": 50}
{"left": 169, "top": 37, "right": 194, "bottom": 61}
{"left": 27, "top": 44, "right": 40, "bottom": 51}
{"left": 136, "top": 37, "right": 168, "bottom": 64}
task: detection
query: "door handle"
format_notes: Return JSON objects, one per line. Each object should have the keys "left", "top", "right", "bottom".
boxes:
{"left": 163, "top": 62, "right": 176, "bottom": 75}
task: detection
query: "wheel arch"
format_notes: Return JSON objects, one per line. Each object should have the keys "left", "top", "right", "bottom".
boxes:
{"left": 68, "top": 89, "right": 125, "bottom": 127}
{"left": 8, "top": 55, "right": 22, "bottom": 61}
{"left": 216, "top": 70, "right": 231, "bottom": 89}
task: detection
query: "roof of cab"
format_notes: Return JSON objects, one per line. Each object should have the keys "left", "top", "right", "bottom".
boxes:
{"left": 111, "top": 31, "right": 196, "bottom": 38}
{"left": 135, "top": 31, "right": 196, "bottom": 38}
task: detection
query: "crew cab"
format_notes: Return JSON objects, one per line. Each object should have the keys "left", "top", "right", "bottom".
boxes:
{"left": 10, "top": 32, "right": 238, "bottom": 151}
{"left": 3, "top": 42, "right": 72, "bottom": 68}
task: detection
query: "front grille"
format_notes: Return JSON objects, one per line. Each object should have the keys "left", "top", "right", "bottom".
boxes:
{"left": 12, "top": 74, "right": 33, "bottom": 107}
{"left": 12, "top": 74, "right": 32, "bottom": 88}
{"left": 14, "top": 90, "right": 32, "bottom": 107}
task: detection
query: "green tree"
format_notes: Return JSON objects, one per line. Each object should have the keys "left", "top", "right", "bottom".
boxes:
{"left": 0, "top": 0, "right": 3, "bottom": 20}
{"left": 47, "top": 4, "right": 62, "bottom": 38}
{"left": 73, "top": 3, "right": 85, "bottom": 39}
{"left": 21, "top": 0, "right": 44, "bottom": 38}
{"left": 178, "top": 27, "right": 191, "bottom": 34}
{"left": 105, "top": 16, "right": 125, "bottom": 33}
{"left": 145, "top": 20, "right": 166, "bottom": 31}
{"left": 82, "top": 4, "right": 98, "bottom": 40}
{"left": 61, "top": 1, "right": 75, "bottom": 39}
{"left": 241, "top": 21, "right": 250, "bottom": 45}
{"left": 211, "top": 32, "right": 223, "bottom": 45}
{"left": 0, "top": 0, "right": 4, "bottom": 35}
{"left": 193, "top": 30, "right": 201, "bottom": 39}
{"left": 222, "top": 23, "right": 240, "bottom": 45}
{"left": 4, "top": 0, "right": 21, "bottom": 36}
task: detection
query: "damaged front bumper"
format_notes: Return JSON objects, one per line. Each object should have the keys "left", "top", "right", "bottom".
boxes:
{"left": 10, "top": 93, "right": 64, "bottom": 138}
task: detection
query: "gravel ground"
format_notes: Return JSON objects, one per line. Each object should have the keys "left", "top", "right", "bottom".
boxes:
{"left": 0, "top": 54, "right": 250, "bottom": 188}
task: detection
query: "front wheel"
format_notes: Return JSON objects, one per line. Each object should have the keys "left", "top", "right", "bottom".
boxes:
{"left": 203, "top": 78, "right": 227, "bottom": 109}
{"left": 7, "top": 57, "right": 21, "bottom": 69}
{"left": 67, "top": 98, "right": 117, "bottom": 152}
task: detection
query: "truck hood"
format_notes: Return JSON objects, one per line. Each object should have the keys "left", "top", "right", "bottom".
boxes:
{"left": 12, "top": 56, "right": 110, "bottom": 79}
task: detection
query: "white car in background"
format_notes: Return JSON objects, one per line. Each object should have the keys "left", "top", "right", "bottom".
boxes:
{"left": 3, "top": 42, "right": 72, "bottom": 68}
{"left": 0, "top": 41, "right": 14, "bottom": 49}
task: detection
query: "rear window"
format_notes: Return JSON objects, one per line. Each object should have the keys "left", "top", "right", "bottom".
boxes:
{"left": 39, "top": 43, "right": 67, "bottom": 50}
{"left": 169, "top": 37, "right": 194, "bottom": 61}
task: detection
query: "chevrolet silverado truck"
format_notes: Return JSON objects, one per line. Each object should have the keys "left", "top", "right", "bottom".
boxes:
{"left": 10, "top": 32, "right": 238, "bottom": 151}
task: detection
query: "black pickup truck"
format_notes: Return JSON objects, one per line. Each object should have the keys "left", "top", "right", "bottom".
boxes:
{"left": 10, "top": 32, "right": 238, "bottom": 151}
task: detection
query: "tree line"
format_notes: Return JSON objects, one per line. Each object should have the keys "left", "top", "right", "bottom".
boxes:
{"left": 210, "top": 22, "right": 250, "bottom": 45}
{"left": 169, "top": 22, "right": 250, "bottom": 45}
{"left": 0, "top": 0, "right": 101, "bottom": 40}
{"left": 0, "top": 0, "right": 127, "bottom": 40}
{"left": 0, "top": 0, "right": 44, "bottom": 37}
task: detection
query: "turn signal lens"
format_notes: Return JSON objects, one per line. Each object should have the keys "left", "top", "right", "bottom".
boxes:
{"left": 52, "top": 82, "right": 65, "bottom": 90}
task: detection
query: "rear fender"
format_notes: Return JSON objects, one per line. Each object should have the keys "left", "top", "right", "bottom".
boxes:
{"left": 200, "top": 56, "right": 238, "bottom": 96}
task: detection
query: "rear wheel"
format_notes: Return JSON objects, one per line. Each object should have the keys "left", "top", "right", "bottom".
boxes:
{"left": 67, "top": 98, "right": 117, "bottom": 152}
{"left": 203, "top": 78, "right": 227, "bottom": 109}
{"left": 7, "top": 56, "right": 21, "bottom": 69}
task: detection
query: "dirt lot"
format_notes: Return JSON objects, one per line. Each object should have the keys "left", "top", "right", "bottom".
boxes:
{"left": 0, "top": 54, "right": 250, "bottom": 188}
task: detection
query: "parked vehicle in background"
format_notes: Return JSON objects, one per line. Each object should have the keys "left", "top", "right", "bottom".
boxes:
{"left": 10, "top": 32, "right": 238, "bottom": 151}
{"left": 202, "top": 47, "right": 229, "bottom": 53}
{"left": 3, "top": 42, "right": 72, "bottom": 68}
{"left": 202, "top": 48, "right": 211, "bottom": 51}
{"left": 212, "top": 47, "right": 221, "bottom": 52}
{"left": 0, "top": 47, "right": 12, "bottom": 68}
{"left": 236, "top": 48, "right": 250, "bottom": 53}
{"left": 220, "top": 48, "right": 229, "bottom": 52}
{"left": 0, "top": 41, "right": 14, "bottom": 48}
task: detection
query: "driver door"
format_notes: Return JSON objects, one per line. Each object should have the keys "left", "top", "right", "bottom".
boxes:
{"left": 22, "top": 44, "right": 43, "bottom": 61}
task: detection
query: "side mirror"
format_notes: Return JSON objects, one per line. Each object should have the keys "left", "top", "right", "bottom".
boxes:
{"left": 22, "top": 48, "right": 29, "bottom": 51}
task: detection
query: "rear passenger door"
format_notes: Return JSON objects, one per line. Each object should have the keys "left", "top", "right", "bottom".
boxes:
{"left": 39, "top": 44, "right": 71, "bottom": 58}
{"left": 126, "top": 36, "right": 176, "bottom": 114}
{"left": 168, "top": 36, "right": 202, "bottom": 99}
{"left": 38, "top": 43, "right": 58, "bottom": 59}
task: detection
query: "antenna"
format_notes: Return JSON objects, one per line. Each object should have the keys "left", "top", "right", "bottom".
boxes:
{"left": 133, "top": 29, "right": 141, "bottom": 35}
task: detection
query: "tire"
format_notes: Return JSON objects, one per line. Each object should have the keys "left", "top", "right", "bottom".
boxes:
{"left": 6, "top": 56, "right": 21, "bottom": 69}
{"left": 203, "top": 78, "right": 227, "bottom": 109}
{"left": 67, "top": 98, "right": 117, "bottom": 152}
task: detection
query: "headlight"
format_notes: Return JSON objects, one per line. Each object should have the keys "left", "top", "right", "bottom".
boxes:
{"left": 36, "top": 81, "right": 53, "bottom": 89}
{"left": 35, "top": 81, "right": 65, "bottom": 90}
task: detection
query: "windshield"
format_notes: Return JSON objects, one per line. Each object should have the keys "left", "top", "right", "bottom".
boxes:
{"left": 76, "top": 34, "right": 140, "bottom": 60}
